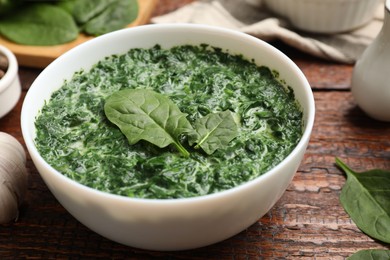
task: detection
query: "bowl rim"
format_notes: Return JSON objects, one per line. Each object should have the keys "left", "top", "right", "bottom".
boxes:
{"left": 0, "top": 45, "right": 18, "bottom": 94}
{"left": 21, "top": 24, "right": 315, "bottom": 204}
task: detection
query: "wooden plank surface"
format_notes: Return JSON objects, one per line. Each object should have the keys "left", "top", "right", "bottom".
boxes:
{"left": 0, "top": 0, "right": 157, "bottom": 68}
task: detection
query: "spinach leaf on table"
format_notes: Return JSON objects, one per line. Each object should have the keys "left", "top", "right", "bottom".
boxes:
{"left": 336, "top": 158, "right": 390, "bottom": 244}
{"left": 0, "top": 3, "right": 78, "bottom": 45}
{"left": 104, "top": 89, "right": 193, "bottom": 157}
{"left": 347, "top": 249, "right": 390, "bottom": 260}
{"left": 188, "top": 110, "right": 238, "bottom": 155}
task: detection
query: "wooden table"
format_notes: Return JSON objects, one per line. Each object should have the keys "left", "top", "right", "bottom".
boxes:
{"left": 1, "top": 1, "right": 389, "bottom": 259}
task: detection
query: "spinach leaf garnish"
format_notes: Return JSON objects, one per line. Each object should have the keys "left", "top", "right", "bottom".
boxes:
{"left": 347, "top": 249, "right": 390, "bottom": 260}
{"left": 336, "top": 158, "right": 390, "bottom": 244}
{"left": 0, "top": 4, "right": 78, "bottom": 46}
{"left": 104, "top": 89, "right": 239, "bottom": 157}
{"left": 104, "top": 89, "right": 193, "bottom": 157}
{"left": 188, "top": 110, "right": 238, "bottom": 155}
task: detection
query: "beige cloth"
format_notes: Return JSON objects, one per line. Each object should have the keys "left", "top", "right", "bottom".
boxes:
{"left": 151, "top": 0, "right": 385, "bottom": 64}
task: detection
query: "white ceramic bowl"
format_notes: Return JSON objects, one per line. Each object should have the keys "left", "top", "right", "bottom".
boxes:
{"left": 264, "top": 0, "right": 383, "bottom": 33}
{"left": 21, "top": 24, "right": 315, "bottom": 251}
{"left": 0, "top": 45, "right": 21, "bottom": 118}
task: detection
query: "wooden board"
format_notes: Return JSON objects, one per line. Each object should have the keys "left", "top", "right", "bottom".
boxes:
{"left": 0, "top": 0, "right": 157, "bottom": 68}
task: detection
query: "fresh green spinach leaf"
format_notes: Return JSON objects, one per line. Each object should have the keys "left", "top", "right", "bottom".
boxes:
{"left": 104, "top": 89, "right": 193, "bottom": 157}
{"left": 58, "top": 0, "right": 118, "bottom": 24}
{"left": 56, "top": 0, "right": 78, "bottom": 16}
{"left": 336, "top": 158, "right": 390, "bottom": 243}
{"left": 348, "top": 249, "right": 390, "bottom": 260}
{"left": 0, "top": 3, "right": 78, "bottom": 45}
{"left": 189, "top": 110, "right": 238, "bottom": 155}
{"left": 83, "top": 0, "right": 138, "bottom": 36}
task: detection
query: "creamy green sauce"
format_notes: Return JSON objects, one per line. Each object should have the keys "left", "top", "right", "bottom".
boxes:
{"left": 35, "top": 44, "right": 303, "bottom": 199}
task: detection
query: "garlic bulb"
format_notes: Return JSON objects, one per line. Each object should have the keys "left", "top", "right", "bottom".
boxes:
{"left": 0, "top": 132, "right": 28, "bottom": 223}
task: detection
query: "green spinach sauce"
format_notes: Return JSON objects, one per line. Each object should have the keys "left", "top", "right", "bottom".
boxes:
{"left": 35, "top": 44, "right": 303, "bottom": 199}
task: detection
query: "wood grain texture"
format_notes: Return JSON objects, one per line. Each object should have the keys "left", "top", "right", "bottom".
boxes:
{"left": 0, "top": 0, "right": 157, "bottom": 68}
{"left": 0, "top": 0, "right": 390, "bottom": 259}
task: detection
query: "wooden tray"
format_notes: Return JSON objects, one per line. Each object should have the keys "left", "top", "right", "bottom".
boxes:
{"left": 0, "top": 0, "right": 157, "bottom": 68}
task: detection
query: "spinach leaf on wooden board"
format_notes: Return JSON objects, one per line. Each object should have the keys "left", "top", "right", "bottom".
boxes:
{"left": 348, "top": 249, "right": 390, "bottom": 260}
{"left": 0, "top": 3, "right": 78, "bottom": 45}
{"left": 188, "top": 110, "right": 238, "bottom": 155}
{"left": 336, "top": 158, "right": 390, "bottom": 244}
{"left": 83, "top": 0, "right": 138, "bottom": 36}
{"left": 104, "top": 89, "right": 193, "bottom": 157}
{"left": 57, "top": 0, "right": 118, "bottom": 24}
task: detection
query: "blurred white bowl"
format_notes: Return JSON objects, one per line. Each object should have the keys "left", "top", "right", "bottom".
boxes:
{"left": 0, "top": 45, "right": 21, "bottom": 118}
{"left": 264, "top": 0, "right": 383, "bottom": 33}
{"left": 21, "top": 24, "right": 315, "bottom": 251}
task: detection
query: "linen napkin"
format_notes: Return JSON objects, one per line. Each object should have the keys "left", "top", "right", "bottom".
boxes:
{"left": 151, "top": 0, "right": 385, "bottom": 64}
